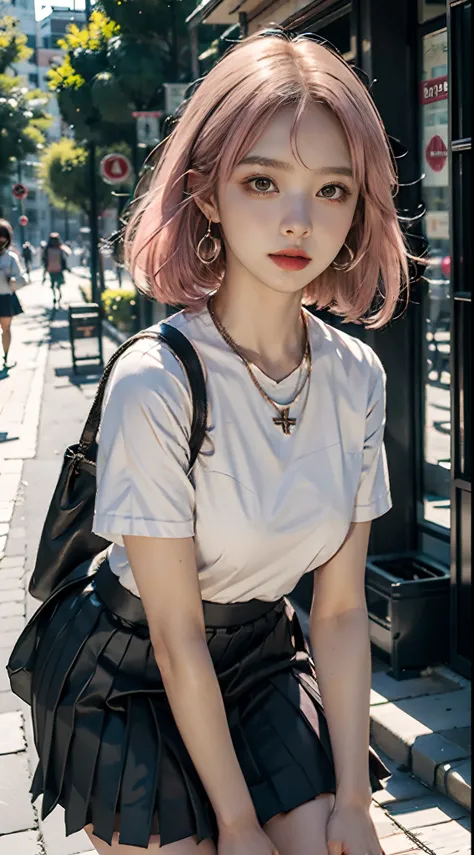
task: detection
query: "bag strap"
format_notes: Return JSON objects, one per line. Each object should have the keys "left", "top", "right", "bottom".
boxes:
{"left": 78, "top": 324, "right": 208, "bottom": 470}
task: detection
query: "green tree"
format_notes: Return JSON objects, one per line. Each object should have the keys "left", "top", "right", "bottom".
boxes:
{"left": 47, "top": 11, "right": 130, "bottom": 147}
{"left": 0, "top": 16, "right": 51, "bottom": 184}
{"left": 39, "top": 137, "right": 132, "bottom": 215}
{"left": 47, "top": 1, "right": 212, "bottom": 152}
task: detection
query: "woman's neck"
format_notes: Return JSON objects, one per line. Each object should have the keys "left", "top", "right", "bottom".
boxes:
{"left": 211, "top": 278, "right": 306, "bottom": 383}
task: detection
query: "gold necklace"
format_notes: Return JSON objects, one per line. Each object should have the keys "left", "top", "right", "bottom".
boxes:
{"left": 208, "top": 299, "right": 312, "bottom": 435}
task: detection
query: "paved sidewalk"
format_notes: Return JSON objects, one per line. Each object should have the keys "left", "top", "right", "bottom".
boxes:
{"left": 0, "top": 270, "right": 471, "bottom": 853}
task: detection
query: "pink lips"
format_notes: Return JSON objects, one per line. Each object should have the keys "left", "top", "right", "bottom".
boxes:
{"left": 268, "top": 249, "right": 311, "bottom": 271}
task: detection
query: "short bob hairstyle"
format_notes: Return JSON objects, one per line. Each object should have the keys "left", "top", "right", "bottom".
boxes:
{"left": 0, "top": 219, "right": 13, "bottom": 250}
{"left": 125, "top": 29, "right": 410, "bottom": 328}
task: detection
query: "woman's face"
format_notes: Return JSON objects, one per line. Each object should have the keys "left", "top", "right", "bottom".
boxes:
{"left": 212, "top": 103, "right": 359, "bottom": 297}
{"left": 0, "top": 232, "right": 9, "bottom": 253}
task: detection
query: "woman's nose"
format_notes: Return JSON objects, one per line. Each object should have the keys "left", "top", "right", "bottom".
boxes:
{"left": 280, "top": 204, "right": 312, "bottom": 240}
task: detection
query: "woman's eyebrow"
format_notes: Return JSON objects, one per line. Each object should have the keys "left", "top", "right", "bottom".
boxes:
{"left": 237, "top": 155, "right": 353, "bottom": 177}
{"left": 238, "top": 155, "right": 293, "bottom": 171}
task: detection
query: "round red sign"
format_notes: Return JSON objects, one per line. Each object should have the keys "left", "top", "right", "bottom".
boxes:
{"left": 425, "top": 135, "right": 448, "bottom": 172}
{"left": 19, "top": 215, "right": 29, "bottom": 227}
{"left": 100, "top": 153, "right": 132, "bottom": 185}
{"left": 12, "top": 183, "right": 28, "bottom": 200}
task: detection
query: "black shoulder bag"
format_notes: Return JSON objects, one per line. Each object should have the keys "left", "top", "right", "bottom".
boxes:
{"left": 28, "top": 324, "right": 208, "bottom": 602}
{"left": 8, "top": 325, "right": 207, "bottom": 705}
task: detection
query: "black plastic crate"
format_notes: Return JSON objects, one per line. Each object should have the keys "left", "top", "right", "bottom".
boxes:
{"left": 365, "top": 552, "right": 450, "bottom": 679}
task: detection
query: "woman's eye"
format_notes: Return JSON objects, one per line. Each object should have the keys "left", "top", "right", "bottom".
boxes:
{"left": 245, "top": 176, "right": 277, "bottom": 194}
{"left": 318, "top": 184, "right": 349, "bottom": 201}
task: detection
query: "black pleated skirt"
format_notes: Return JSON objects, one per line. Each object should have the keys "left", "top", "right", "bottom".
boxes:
{"left": 8, "top": 558, "right": 390, "bottom": 850}
{"left": 0, "top": 292, "right": 23, "bottom": 317}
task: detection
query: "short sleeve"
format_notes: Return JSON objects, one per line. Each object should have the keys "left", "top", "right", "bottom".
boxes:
{"left": 92, "top": 341, "right": 195, "bottom": 544}
{"left": 352, "top": 354, "right": 392, "bottom": 523}
{"left": 9, "top": 252, "right": 26, "bottom": 288}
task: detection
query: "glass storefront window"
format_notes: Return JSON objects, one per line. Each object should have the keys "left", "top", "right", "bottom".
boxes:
{"left": 418, "top": 0, "right": 446, "bottom": 23}
{"left": 420, "top": 28, "right": 450, "bottom": 531}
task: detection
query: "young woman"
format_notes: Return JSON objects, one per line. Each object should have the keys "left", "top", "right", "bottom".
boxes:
{"left": 10, "top": 30, "right": 411, "bottom": 855}
{"left": 42, "top": 232, "right": 70, "bottom": 309}
{"left": 0, "top": 219, "right": 26, "bottom": 371}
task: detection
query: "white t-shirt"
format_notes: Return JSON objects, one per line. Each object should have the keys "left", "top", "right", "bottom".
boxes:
{"left": 93, "top": 305, "right": 392, "bottom": 603}
{"left": 0, "top": 250, "right": 25, "bottom": 295}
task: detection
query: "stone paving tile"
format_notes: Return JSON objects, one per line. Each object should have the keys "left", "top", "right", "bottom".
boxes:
{"left": 1, "top": 616, "right": 25, "bottom": 633}
{"left": 386, "top": 793, "right": 468, "bottom": 830}
{"left": 373, "top": 771, "right": 431, "bottom": 805}
{"left": 0, "top": 830, "right": 42, "bottom": 855}
{"left": 0, "top": 658, "right": 10, "bottom": 695}
{"left": 437, "top": 760, "right": 472, "bottom": 811}
{"left": 0, "top": 557, "right": 26, "bottom": 569}
{"left": 394, "top": 690, "right": 471, "bottom": 734}
{"left": 0, "top": 473, "right": 22, "bottom": 502}
{"left": 413, "top": 818, "right": 471, "bottom": 853}
{"left": 439, "top": 727, "right": 471, "bottom": 753}
{"left": 381, "top": 832, "right": 422, "bottom": 853}
{"left": 0, "top": 600, "right": 25, "bottom": 618}
{"left": 0, "top": 691, "right": 22, "bottom": 713}
{"left": 0, "top": 754, "right": 36, "bottom": 834}
{"left": 412, "top": 732, "right": 470, "bottom": 787}
{"left": 0, "top": 711, "right": 25, "bottom": 754}
{"left": 0, "top": 568, "right": 25, "bottom": 585}
{"left": 0, "top": 587, "right": 24, "bottom": 603}
{"left": 0, "top": 461, "right": 23, "bottom": 473}
{"left": 370, "top": 704, "right": 432, "bottom": 766}
{"left": 370, "top": 803, "right": 401, "bottom": 838}
{"left": 0, "top": 575, "right": 23, "bottom": 591}
{"left": 0, "top": 504, "right": 15, "bottom": 524}
{"left": 0, "top": 630, "right": 22, "bottom": 649}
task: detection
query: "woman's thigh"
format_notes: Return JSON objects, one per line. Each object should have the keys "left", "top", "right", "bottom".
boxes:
{"left": 263, "top": 793, "right": 336, "bottom": 855}
{"left": 85, "top": 826, "right": 217, "bottom": 854}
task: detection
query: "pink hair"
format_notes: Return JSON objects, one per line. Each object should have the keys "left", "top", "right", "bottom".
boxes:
{"left": 125, "top": 30, "right": 410, "bottom": 328}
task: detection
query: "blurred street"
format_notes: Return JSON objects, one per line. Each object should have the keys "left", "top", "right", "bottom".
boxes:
{"left": 0, "top": 269, "right": 470, "bottom": 854}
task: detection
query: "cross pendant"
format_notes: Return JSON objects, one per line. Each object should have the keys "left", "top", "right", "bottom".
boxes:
{"left": 273, "top": 407, "right": 297, "bottom": 435}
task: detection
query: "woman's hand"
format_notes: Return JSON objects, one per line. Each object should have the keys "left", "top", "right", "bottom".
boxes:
{"left": 327, "top": 802, "right": 384, "bottom": 855}
{"left": 218, "top": 823, "right": 279, "bottom": 855}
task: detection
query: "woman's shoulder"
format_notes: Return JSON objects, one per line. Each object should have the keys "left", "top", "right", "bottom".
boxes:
{"left": 307, "top": 311, "right": 385, "bottom": 384}
{"left": 103, "top": 307, "right": 209, "bottom": 412}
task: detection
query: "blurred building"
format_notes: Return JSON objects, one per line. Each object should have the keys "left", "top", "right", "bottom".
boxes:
{"left": 189, "top": 0, "right": 472, "bottom": 678}
{"left": 0, "top": 2, "right": 86, "bottom": 249}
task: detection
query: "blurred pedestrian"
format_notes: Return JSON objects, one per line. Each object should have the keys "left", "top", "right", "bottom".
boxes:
{"left": 0, "top": 219, "right": 27, "bottom": 371}
{"left": 22, "top": 241, "right": 34, "bottom": 281}
{"left": 42, "top": 232, "right": 71, "bottom": 310}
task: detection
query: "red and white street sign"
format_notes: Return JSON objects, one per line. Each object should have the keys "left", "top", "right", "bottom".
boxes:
{"left": 12, "top": 183, "right": 28, "bottom": 200}
{"left": 99, "top": 153, "right": 132, "bottom": 185}
{"left": 19, "top": 215, "right": 29, "bottom": 226}
{"left": 425, "top": 134, "right": 448, "bottom": 172}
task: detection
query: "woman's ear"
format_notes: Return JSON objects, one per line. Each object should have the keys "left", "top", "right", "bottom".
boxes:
{"left": 187, "top": 169, "right": 220, "bottom": 224}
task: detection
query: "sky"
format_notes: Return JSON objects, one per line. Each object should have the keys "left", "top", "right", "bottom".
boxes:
{"left": 35, "top": 0, "right": 87, "bottom": 20}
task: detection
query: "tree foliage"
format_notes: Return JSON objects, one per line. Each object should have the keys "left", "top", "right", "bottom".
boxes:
{"left": 47, "top": 11, "right": 129, "bottom": 146}
{"left": 48, "top": 1, "right": 219, "bottom": 149}
{"left": 0, "top": 16, "right": 51, "bottom": 181}
{"left": 39, "top": 136, "right": 132, "bottom": 214}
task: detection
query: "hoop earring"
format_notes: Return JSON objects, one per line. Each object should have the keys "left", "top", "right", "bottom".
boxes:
{"left": 196, "top": 219, "right": 221, "bottom": 265}
{"left": 332, "top": 243, "right": 355, "bottom": 272}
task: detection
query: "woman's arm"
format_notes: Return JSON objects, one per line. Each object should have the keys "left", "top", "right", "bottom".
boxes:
{"left": 8, "top": 252, "right": 27, "bottom": 290}
{"left": 123, "top": 534, "right": 259, "bottom": 833}
{"left": 309, "top": 520, "right": 373, "bottom": 808}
